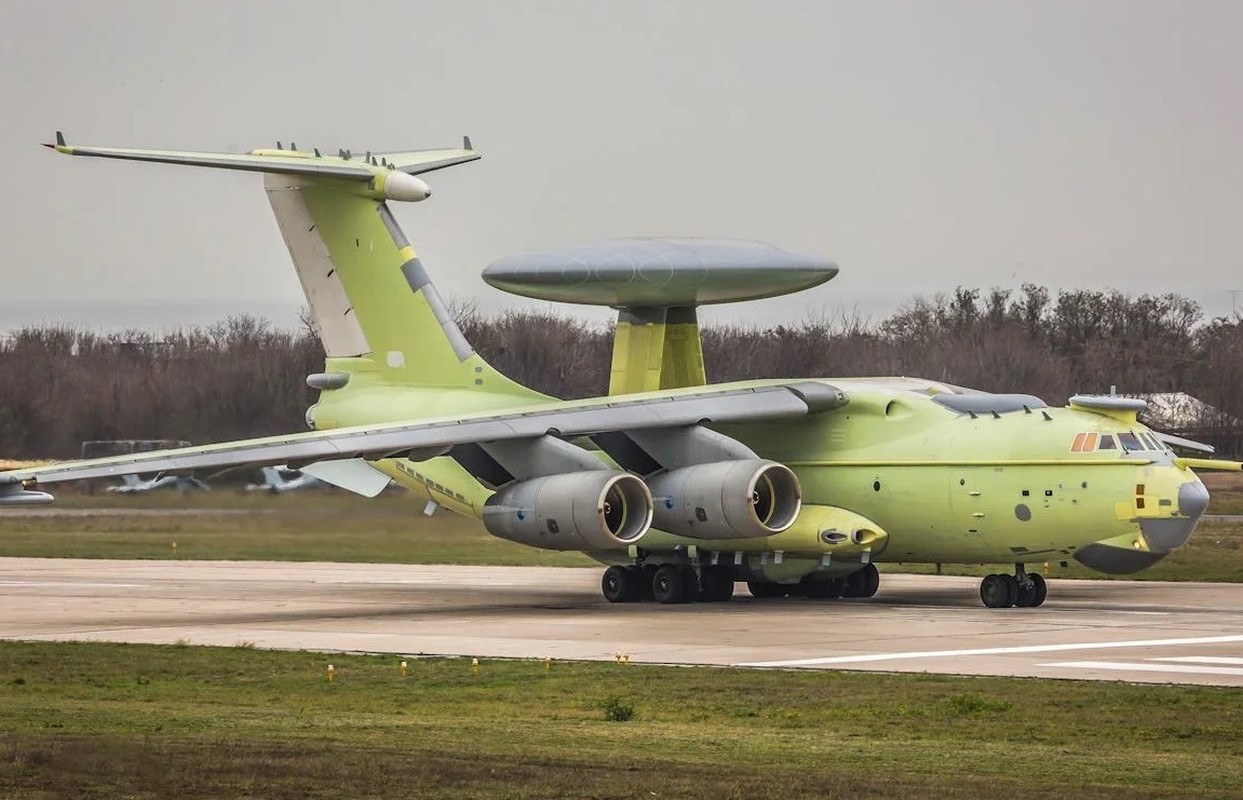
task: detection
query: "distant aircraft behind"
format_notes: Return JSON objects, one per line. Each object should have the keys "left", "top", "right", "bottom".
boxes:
{"left": 108, "top": 474, "right": 210, "bottom": 494}
{"left": 245, "top": 466, "right": 322, "bottom": 494}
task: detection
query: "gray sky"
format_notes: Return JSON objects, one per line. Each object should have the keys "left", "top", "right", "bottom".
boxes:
{"left": 2, "top": 0, "right": 1241, "bottom": 330}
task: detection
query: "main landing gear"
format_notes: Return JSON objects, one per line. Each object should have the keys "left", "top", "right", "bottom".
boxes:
{"left": 979, "top": 566, "right": 1047, "bottom": 609}
{"left": 601, "top": 563, "right": 881, "bottom": 605}
{"left": 750, "top": 563, "right": 880, "bottom": 600}
{"left": 601, "top": 564, "right": 736, "bottom": 604}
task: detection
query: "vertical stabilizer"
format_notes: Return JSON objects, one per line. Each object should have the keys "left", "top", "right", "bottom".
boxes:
{"left": 44, "top": 134, "right": 537, "bottom": 395}
{"left": 264, "top": 175, "right": 499, "bottom": 389}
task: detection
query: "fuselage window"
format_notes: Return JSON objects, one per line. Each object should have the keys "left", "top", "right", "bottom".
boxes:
{"left": 1098, "top": 434, "right": 1117, "bottom": 450}
{"left": 1117, "top": 432, "right": 1141, "bottom": 451}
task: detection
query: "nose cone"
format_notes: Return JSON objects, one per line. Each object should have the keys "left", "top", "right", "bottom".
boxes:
{"left": 1179, "top": 479, "right": 1210, "bottom": 520}
{"left": 1139, "top": 480, "right": 1209, "bottom": 553}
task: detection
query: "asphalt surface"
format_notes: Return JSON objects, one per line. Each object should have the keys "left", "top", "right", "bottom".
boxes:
{"left": 2, "top": 558, "right": 1242, "bottom": 686}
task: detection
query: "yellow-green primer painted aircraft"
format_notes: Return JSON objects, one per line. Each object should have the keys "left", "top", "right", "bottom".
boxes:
{"left": 1, "top": 133, "right": 1239, "bottom": 609}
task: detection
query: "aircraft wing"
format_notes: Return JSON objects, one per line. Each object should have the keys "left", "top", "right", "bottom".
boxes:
{"left": 0, "top": 382, "right": 844, "bottom": 489}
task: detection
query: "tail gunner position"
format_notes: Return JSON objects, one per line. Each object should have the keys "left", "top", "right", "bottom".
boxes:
{"left": 2, "top": 132, "right": 1237, "bottom": 609}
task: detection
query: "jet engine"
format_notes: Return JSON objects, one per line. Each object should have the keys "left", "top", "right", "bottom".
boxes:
{"left": 482, "top": 471, "right": 653, "bottom": 551}
{"left": 647, "top": 459, "right": 801, "bottom": 540}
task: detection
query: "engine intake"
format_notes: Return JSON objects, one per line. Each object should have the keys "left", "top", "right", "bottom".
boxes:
{"left": 483, "top": 471, "right": 653, "bottom": 551}
{"left": 648, "top": 459, "right": 801, "bottom": 540}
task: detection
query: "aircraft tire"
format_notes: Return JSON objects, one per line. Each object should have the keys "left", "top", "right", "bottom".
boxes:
{"left": 980, "top": 574, "right": 1014, "bottom": 608}
{"left": 602, "top": 565, "right": 642, "bottom": 603}
{"left": 702, "top": 567, "right": 735, "bottom": 602}
{"left": 747, "top": 581, "right": 784, "bottom": 599}
{"left": 1022, "top": 573, "right": 1048, "bottom": 607}
{"left": 844, "top": 564, "right": 879, "bottom": 598}
{"left": 652, "top": 565, "right": 692, "bottom": 604}
{"left": 858, "top": 564, "right": 880, "bottom": 598}
{"left": 640, "top": 565, "right": 657, "bottom": 601}
{"left": 804, "top": 576, "right": 847, "bottom": 599}
{"left": 1000, "top": 574, "right": 1019, "bottom": 606}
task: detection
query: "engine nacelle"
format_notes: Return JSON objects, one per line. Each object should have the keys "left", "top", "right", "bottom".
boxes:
{"left": 647, "top": 459, "right": 801, "bottom": 540}
{"left": 0, "top": 484, "right": 53, "bottom": 506}
{"left": 482, "top": 471, "right": 653, "bottom": 551}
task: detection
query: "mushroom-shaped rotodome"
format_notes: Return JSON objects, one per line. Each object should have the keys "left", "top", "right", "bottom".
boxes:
{"left": 483, "top": 237, "right": 838, "bottom": 307}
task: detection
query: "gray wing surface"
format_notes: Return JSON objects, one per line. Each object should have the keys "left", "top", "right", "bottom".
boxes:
{"left": 0, "top": 382, "right": 843, "bottom": 487}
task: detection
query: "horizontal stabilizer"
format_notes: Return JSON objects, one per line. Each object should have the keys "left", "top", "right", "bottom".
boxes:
{"left": 299, "top": 458, "right": 392, "bottom": 498}
{"left": 44, "top": 132, "right": 479, "bottom": 181}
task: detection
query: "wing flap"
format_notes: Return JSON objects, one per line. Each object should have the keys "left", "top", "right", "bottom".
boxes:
{"left": 299, "top": 459, "right": 392, "bottom": 497}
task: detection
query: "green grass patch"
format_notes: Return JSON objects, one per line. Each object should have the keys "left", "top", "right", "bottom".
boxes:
{"left": 1, "top": 640, "right": 1241, "bottom": 799}
{"left": 1204, "top": 473, "right": 1243, "bottom": 515}
{"left": 0, "top": 492, "right": 593, "bottom": 566}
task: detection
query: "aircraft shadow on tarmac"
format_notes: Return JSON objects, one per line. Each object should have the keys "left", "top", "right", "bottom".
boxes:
{"left": 60, "top": 584, "right": 1190, "bottom": 633}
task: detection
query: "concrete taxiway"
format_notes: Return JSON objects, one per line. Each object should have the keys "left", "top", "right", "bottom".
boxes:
{"left": 2, "top": 557, "right": 1242, "bottom": 687}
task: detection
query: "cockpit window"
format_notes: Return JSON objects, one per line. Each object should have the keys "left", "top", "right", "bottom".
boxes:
{"left": 1117, "top": 432, "right": 1142, "bottom": 452}
{"left": 1098, "top": 434, "right": 1117, "bottom": 450}
{"left": 1139, "top": 432, "right": 1164, "bottom": 451}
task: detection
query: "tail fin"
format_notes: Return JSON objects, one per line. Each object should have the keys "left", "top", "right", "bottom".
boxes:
{"left": 46, "top": 133, "right": 537, "bottom": 396}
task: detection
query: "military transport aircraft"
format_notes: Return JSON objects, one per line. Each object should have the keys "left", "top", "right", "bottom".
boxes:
{"left": 109, "top": 473, "right": 211, "bottom": 494}
{"left": 245, "top": 466, "right": 324, "bottom": 495}
{"left": 1, "top": 133, "right": 1238, "bottom": 609}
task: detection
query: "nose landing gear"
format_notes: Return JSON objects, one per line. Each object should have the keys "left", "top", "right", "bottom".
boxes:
{"left": 980, "top": 565, "right": 1047, "bottom": 608}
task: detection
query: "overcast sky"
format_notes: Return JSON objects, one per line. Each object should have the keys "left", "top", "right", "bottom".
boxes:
{"left": 2, "top": 0, "right": 1240, "bottom": 330}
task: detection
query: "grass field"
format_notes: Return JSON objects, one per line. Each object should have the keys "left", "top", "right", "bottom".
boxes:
{"left": 1, "top": 641, "right": 1241, "bottom": 799}
{"left": 2, "top": 481, "right": 1242, "bottom": 581}
{"left": 1204, "top": 472, "right": 1243, "bottom": 514}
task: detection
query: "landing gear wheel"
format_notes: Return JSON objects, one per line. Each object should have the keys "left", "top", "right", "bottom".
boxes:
{"left": 844, "top": 564, "right": 880, "bottom": 599}
{"left": 640, "top": 565, "right": 657, "bottom": 601}
{"left": 1000, "top": 574, "right": 1018, "bottom": 606}
{"left": 1024, "top": 573, "right": 1044, "bottom": 606}
{"left": 700, "top": 567, "right": 735, "bottom": 602}
{"left": 652, "top": 565, "right": 692, "bottom": 604}
{"left": 980, "top": 573, "right": 1017, "bottom": 608}
{"left": 803, "top": 577, "right": 844, "bottom": 599}
{"left": 747, "top": 581, "right": 784, "bottom": 599}
{"left": 601, "top": 565, "right": 642, "bottom": 603}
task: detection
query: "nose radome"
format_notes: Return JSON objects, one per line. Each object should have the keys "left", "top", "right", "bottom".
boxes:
{"left": 1179, "top": 480, "right": 1209, "bottom": 520}
{"left": 1139, "top": 480, "right": 1210, "bottom": 554}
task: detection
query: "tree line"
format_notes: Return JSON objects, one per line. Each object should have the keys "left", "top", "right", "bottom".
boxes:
{"left": 1, "top": 285, "right": 1239, "bottom": 459}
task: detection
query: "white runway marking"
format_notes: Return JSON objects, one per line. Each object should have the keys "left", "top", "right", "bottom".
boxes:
{"left": 1153, "top": 656, "right": 1243, "bottom": 666}
{"left": 1043, "top": 661, "right": 1243, "bottom": 678}
{"left": 740, "top": 634, "right": 1243, "bottom": 667}
{"left": 0, "top": 581, "right": 148, "bottom": 588}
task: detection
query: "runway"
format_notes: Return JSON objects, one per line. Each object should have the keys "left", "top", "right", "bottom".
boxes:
{"left": 2, "top": 557, "right": 1242, "bottom": 686}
